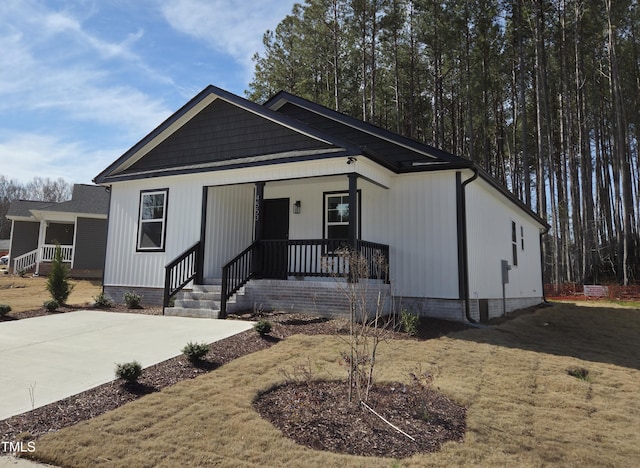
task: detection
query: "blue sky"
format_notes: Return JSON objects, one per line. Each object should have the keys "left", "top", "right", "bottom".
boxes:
{"left": 0, "top": 0, "right": 298, "bottom": 186}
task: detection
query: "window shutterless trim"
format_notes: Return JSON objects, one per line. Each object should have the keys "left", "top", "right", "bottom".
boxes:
{"left": 136, "top": 188, "right": 169, "bottom": 252}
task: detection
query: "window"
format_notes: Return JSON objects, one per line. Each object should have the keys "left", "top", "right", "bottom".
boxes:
{"left": 511, "top": 221, "right": 518, "bottom": 266}
{"left": 521, "top": 225, "right": 525, "bottom": 250}
{"left": 137, "top": 189, "right": 168, "bottom": 251}
{"left": 324, "top": 191, "right": 360, "bottom": 241}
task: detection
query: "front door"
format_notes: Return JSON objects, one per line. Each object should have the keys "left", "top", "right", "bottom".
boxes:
{"left": 261, "top": 198, "right": 290, "bottom": 279}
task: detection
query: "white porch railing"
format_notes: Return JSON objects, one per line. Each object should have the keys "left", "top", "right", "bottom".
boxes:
{"left": 13, "top": 250, "right": 38, "bottom": 273}
{"left": 12, "top": 245, "right": 73, "bottom": 274}
{"left": 40, "top": 244, "right": 73, "bottom": 263}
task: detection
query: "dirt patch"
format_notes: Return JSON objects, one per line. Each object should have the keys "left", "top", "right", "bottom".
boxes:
{"left": 0, "top": 275, "right": 101, "bottom": 314}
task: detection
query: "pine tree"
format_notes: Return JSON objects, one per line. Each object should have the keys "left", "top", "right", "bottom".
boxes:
{"left": 47, "top": 244, "right": 73, "bottom": 304}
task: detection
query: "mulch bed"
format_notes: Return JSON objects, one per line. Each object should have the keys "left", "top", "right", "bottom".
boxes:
{"left": 254, "top": 380, "right": 466, "bottom": 458}
{"left": 1, "top": 306, "right": 467, "bottom": 458}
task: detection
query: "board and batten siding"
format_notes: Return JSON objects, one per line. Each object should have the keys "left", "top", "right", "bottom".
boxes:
{"left": 204, "top": 185, "right": 255, "bottom": 279}
{"left": 263, "top": 176, "right": 387, "bottom": 242}
{"left": 103, "top": 177, "right": 204, "bottom": 289}
{"left": 386, "top": 171, "right": 460, "bottom": 299}
{"left": 103, "top": 157, "right": 390, "bottom": 289}
{"left": 465, "top": 177, "right": 544, "bottom": 299}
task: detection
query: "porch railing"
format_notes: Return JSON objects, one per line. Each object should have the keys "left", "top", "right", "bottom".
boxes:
{"left": 11, "top": 244, "right": 75, "bottom": 274}
{"left": 13, "top": 250, "right": 38, "bottom": 274}
{"left": 163, "top": 242, "right": 202, "bottom": 312}
{"left": 220, "top": 241, "right": 256, "bottom": 318}
{"left": 40, "top": 244, "right": 73, "bottom": 263}
{"left": 221, "top": 238, "right": 390, "bottom": 318}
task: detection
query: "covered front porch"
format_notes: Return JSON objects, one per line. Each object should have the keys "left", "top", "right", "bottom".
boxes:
{"left": 11, "top": 221, "right": 75, "bottom": 275}
{"left": 164, "top": 172, "right": 392, "bottom": 317}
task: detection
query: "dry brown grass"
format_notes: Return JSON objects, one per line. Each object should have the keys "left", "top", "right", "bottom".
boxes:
{"left": 0, "top": 274, "right": 101, "bottom": 312}
{"left": 25, "top": 302, "right": 640, "bottom": 467}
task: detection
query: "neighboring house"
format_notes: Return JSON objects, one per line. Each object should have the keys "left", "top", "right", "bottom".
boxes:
{"left": 94, "top": 85, "right": 548, "bottom": 323}
{"left": 5, "top": 184, "right": 110, "bottom": 278}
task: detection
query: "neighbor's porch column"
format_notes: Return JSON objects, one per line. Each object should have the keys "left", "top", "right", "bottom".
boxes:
{"left": 34, "top": 220, "right": 47, "bottom": 276}
{"left": 348, "top": 174, "right": 358, "bottom": 248}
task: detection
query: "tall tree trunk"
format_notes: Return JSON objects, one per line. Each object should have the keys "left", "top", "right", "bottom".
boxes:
{"left": 606, "top": 0, "right": 633, "bottom": 285}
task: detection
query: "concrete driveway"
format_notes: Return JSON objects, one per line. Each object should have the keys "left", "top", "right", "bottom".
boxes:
{"left": 0, "top": 311, "right": 253, "bottom": 420}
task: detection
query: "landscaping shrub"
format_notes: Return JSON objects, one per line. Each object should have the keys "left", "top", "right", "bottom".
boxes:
{"left": 567, "top": 366, "right": 590, "bottom": 382}
{"left": 400, "top": 309, "right": 420, "bottom": 336}
{"left": 254, "top": 320, "right": 272, "bottom": 336}
{"left": 0, "top": 304, "right": 11, "bottom": 317}
{"left": 182, "top": 342, "right": 210, "bottom": 363}
{"left": 123, "top": 291, "right": 142, "bottom": 309}
{"left": 93, "top": 292, "right": 113, "bottom": 308}
{"left": 46, "top": 244, "right": 73, "bottom": 304}
{"left": 115, "top": 361, "right": 143, "bottom": 384}
{"left": 43, "top": 299, "right": 59, "bottom": 312}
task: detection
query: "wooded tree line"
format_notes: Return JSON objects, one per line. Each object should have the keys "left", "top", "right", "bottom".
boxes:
{"left": 248, "top": 0, "right": 639, "bottom": 286}
{"left": 0, "top": 176, "right": 72, "bottom": 240}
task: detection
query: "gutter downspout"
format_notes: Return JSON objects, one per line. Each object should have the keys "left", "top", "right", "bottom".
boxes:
{"left": 456, "top": 167, "right": 479, "bottom": 323}
{"left": 539, "top": 228, "right": 549, "bottom": 303}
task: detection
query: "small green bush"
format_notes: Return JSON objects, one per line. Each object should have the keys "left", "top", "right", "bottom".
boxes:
{"left": 254, "top": 320, "right": 272, "bottom": 336}
{"left": 115, "top": 361, "right": 143, "bottom": 383}
{"left": 46, "top": 244, "right": 73, "bottom": 304}
{"left": 123, "top": 291, "right": 142, "bottom": 309}
{"left": 93, "top": 292, "right": 113, "bottom": 308}
{"left": 0, "top": 304, "right": 11, "bottom": 317}
{"left": 43, "top": 299, "right": 59, "bottom": 312}
{"left": 182, "top": 342, "right": 210, "bottom": 363}
{"left": 400, "top": 309, "right": 420, "bottom": 336}
{"left": 567, "top": 366, "right": 590, "bottom": 382}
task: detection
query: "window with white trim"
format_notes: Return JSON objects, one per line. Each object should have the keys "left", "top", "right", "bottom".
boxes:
{"left": 324, "top": 190, "right": 360, "bottom": 239}
{"left": 137, "top": 189, "right": 168, "bottom": 251}
{"left": 325, "top": 193, "right": 351, "bottom": 240}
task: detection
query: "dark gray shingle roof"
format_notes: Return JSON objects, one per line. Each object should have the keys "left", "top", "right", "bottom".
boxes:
{"left": 6, "top": 184, "right": 109, "bottom": 218}
{"left": 45, "top": 184, "right": 109, "bottom": 215}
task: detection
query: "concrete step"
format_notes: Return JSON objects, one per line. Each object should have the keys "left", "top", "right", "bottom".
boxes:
{"left": 174, "top": 299, "right": 221, "bottom": 309}
{"left": 180, "top": 291, "right": 221, "bottom": 301}
{"left": 164, "top": 283, "right": 244, "bottom": 319}
{"left": 164, "top": 280, "right": 244, "bottom": 318}
{"left": 164, "top": 307, "right": 220, "bottom": 319}
{"left": 192, "top": 284, "right": 222, "bottom": 293}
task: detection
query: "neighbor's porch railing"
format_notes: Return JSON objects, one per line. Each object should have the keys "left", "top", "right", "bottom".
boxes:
{"left": 13, "top": 250, "right": 38, "bottom": 273}
{"left": 220, "top": 239, "right": 390, "bottom": 318}
{"left": 40, "top": 244, "right": 73, "bottom": 263}
{"left": 12, "top": 244, "right": 74, "bottom": 274}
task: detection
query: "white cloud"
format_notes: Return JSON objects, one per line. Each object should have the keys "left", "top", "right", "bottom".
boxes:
{"left": 159, "top": 0, "right": 295, "bottom": 77}
{"left": 0, "top": 132, "right": 121, "bottom": 184}
{"left": 0, "top": 1, "right": 173, "bottom": 135}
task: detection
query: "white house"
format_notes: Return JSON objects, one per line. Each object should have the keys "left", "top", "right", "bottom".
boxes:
{"left": 94, "top": 85, "right": 547, "bottom": 323}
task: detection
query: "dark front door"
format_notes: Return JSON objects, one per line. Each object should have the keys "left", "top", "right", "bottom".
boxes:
{"left": 261, "top": 198, "right": 289, "bottom": 279}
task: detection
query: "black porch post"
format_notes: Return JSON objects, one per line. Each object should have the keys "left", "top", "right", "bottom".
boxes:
{"left": 348, "top": 174, "right": 358, "bottom": 249}
{"left": 254, "top": 182, "right": 265, "bottom": 276}
{"left": 196, "top": 186, "right": 208, "bottom": 285}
